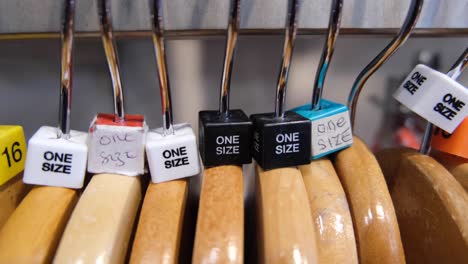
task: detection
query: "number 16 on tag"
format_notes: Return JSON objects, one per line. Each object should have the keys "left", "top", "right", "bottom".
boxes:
{"left": 0, "top": 126, "right": 26, "bottom": 186}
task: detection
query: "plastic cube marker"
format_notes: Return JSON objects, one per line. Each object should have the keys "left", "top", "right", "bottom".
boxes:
{"left": 292, "top": 100, "right": 353, "bottom": 159}
{"left": 251, "top": 112, "right": 311, "bottom": 170}
{"left": 199, "top": 110, "right": 252, "bottom": 167}
{"left": 23, "top": 126, "right": 88, "bottom": 188}
{"left": 146, "top": 123, "right": 200, "bottom": 183}
{"left": 87, "top": 114, "right": 147, "bottom": 176}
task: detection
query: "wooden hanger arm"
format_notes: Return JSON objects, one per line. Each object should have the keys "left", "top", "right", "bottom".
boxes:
{"left": 256, "top": 165, "right": 319, "bottom": 263}
{"left": 192, "top": 165, "right": 244, "bottom": 264}
{"left": 130, "top": 179, "right": 188, "bottom": 264}
{"left": 299, "top": 158, "right": 358, "bottom": 264}
{"left": 333, "top": 136, "right": 405, "bottom": 264}
{"left": 0, "top": 186, "right": 77, "bottom": 263}
{"left": 377, "top": 148, "right": 468, "bottom": 263}
{"left": 432, "top": 151, "right": 468, "bottom": 191}
{"left": 0, "top": 173, "right": 30, "bottom": 228}
{"left": 54, "top": 174, "right": 141, "bottom": 264}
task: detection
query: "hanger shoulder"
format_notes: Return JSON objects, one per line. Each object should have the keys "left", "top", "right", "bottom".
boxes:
{"left": 378, "top": 149, "right": 468, "bottom": 263}
{"left": 299, "top": 158, "right": 358, "bottom": 264}
{"left": 0, "top": 173, "right": 30, "bottom": 228}
{"left": 0, "top": 186, "right": 77, "bottom": 263}
{"left": 256, "top": 165, "right": 319, "bottom": 263}
{"left": 54, "top": 174, "right": 141, "bottom": 264}
{"left": 192, "top": 165, "right": 244, "bottom": 264}
{"left": 334, "top": 137, "right": 405, "bottom": 264}
{"left": 432, "top": 151, "right": 468, "bottom": 191}
{"left": 130, "top": 179, "right": 188, "bottom": 264}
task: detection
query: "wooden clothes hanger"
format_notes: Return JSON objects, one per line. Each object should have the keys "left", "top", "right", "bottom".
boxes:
{"left": 376, "top": 48, "right": 468, "bottom": 263}
{"left": 55, "top": 1, "right": 145, "bottom": 263}
{"left": 193, "top": 1, "right": 245, "bottom": 263}
{"left": 432, "top": 150, "right": 468, "bottom": 191}
{"left": 256, "top": 166, "right": 318, "bottom": 263}
{"left": 299, "top": 159, "right": 357, "bottom": 263}
{"left": 333, "top": 0, "right": 425, "bottom": 262}
{"left": 131, "top": 2, "right": 193, "bottom": 262}
{"left": 54, "top": 174, "right": 141, "bottom": 263}
{"left": 0, "top": 2, "right": 84, "bottom": 262}
{"left": 293, "top": 1, "right": 358, "bottom": 262}
{"left": 130, "top": 179, "right": 188, "bottom": 264}
{"left": 0, "top": 186, "right": 77, "bottom": 263}
{"left": 253, "top": 1, "right": 318, "bottom": 262}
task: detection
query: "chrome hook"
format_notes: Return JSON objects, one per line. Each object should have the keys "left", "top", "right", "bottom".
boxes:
{"left": 274, "top": 0, "right": 302, "bottom": 118}
{"left": 310, "top": 0, "right": 343, "bottom": 111}
{"left": 97, "top": 0, "right": 125, "bottom": 121}
{"left": 219, "top": 0, "right": 241, "bottom": 116}
{"left": 151, "top": 0, "right": 174, "bottom": 135}
{"left": 58, "top": 0, "right": 75, "bottom": 139}
{"left": 348, "top": 0, "right": 424, "bottom": 129}
{"left": 419, "top": 47, "right": 468, "bottom": 154}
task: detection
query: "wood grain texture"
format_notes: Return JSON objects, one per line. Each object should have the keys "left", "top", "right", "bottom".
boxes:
{"left": 299, "top": 158, "right": 358, "bottom": 264}
{"left": 432, "top": 151, "right": 468, "bottom": 191}
{"left": 130, "top": 179, "right": 188, "bottom": 264}
{"left": 256, "top": 165, "right": 319, "bottom": 264}
{"left": 54, "top": 174, "right": 141, "bottom": 264}
{"left": 0, "top": 173, "right": 30, "bottom": 228}
{"left": 377, "top": 149, "right": 468, "bottom": 264}
{"left": 333, "top": 137, "right": 405, "bottom": 264}
{"left": 0, "top": 186, "right": 77, "bottom": 263}
{"left": 192, "top": 165, "right": 244, "bottom": 264}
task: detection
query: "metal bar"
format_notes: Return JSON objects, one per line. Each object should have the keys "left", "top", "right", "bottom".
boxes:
{"left": 347, "top": 0, "right": 424, "bottom": 129}
{"left": 219, "top": 0, "right": 241, "bottom": 115}
{"left": 151, "top": 0, "right": 174, "bottom": 135}
{"left": 97, "top": 0, "right": 125, "bottom": 120}
{"left": 1, "top": 28, "right": 468, "bottom": 40}
{"left": 58, "top": 0, "right": 75, "bottom": 139}
{"left": 274, "top": 0, "right": 301, "bottom": 118}
{"left": 310, "top": 0, "right": 343, "bottom": 110}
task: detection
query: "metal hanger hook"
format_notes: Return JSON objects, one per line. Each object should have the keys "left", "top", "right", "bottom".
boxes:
{"left": 58, "top": 0, "right": 75, "bottom": 139}
{"left": 275, "top": 0, "right": 302, "bottom": 118}
{"left": 419, "top": 47, "right": 468, "bottom": 154}
{"left": 97, "top": 0, "right": 125, "bottom": 121}
{"left": 219, "top": 0, "right": 241, "bottom": 116}
{"left": 151, "top": 0, "right": 174, "bottom": 135}
{"left": 347, "top": 0, "right": 424, "bottom": 130}
{"left": 311, "top": 0, "right": 343, "bottom": 110}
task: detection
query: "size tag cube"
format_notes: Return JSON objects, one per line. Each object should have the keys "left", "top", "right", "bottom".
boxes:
{"left": 87, "top": 114, "right": 147, "bottom": 176}
{"left": 393, "top": 64, "right": 468, "bottom": 133}
{"left": 0, "top": 126, "right": 26, "bottom": 186}
{"left": 23, "top": 126, "right": 87, "bottom": 188}
{"left": 146, "top": 123, "right": 201, "bottom": 183}
{"left": 250, "top": 111, "right": 311, "bottom": 170}
{"left": 431, "top": 118, "right": 468, "bottom": 159}
{"left": 199, "top": 110, "right": 252, "bottom": 166}
{"left": 292, "top": 99, "right": 353, "bottom": 159}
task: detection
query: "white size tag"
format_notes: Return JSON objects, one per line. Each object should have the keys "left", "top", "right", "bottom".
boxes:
{"left": 311, "top": 111, "right": 353, "bottom": 158}
{"left": 146, "top": 123, "right": 201, "bottom": 183}
{"left": 393, "top": 64, "right": 468, "bottom": 133}
{"left": 23, "top": 126, "right": 88, "bottom": 189}
{"left": 87, "top": 118, "right": 147, "bottom": 176}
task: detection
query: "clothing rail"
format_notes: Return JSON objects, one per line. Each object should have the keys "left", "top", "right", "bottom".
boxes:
{"left": 1, "top": 0, "right": 467, "bottom": 40}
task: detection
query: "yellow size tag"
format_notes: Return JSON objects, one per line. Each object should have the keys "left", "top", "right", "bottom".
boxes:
{"left": 0, "top": 126, "right": 26, "bottom": 185}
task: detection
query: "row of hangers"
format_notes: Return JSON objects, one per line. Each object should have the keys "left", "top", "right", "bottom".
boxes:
{"left": 0, "top": 0, "right": 467, "bottom": 263}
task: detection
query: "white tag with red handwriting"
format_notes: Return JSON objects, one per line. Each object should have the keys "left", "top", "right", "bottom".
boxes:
{"left": 393, "top": 64, "right": 468, "bottom": 133}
